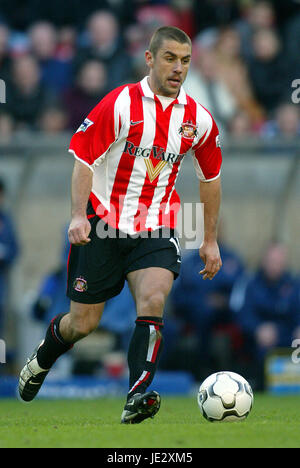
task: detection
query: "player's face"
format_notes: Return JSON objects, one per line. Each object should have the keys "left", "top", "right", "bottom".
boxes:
{"left": 146, "top": 39, "right": 192, "bottom": 98}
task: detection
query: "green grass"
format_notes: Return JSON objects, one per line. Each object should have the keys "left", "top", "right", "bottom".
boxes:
{"left": 0, "top": 394, "right": 299, "bottom": 448}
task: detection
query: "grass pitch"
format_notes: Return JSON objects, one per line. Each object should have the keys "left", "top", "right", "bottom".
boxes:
{"left": 0, "top": 394, "right": 299, "bottom": 448}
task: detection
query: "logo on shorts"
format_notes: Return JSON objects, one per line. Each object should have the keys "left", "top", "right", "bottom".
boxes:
{"left": 179, "top": 120, "right": 198, "bottom": 140}
{"left": 73, "top": 277, "right": 88, "bottom": 292}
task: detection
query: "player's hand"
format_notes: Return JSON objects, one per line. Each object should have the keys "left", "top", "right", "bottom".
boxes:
{"left": 199, "top": 240, "right": 222, "bottom": 280}
{"left": 68, "top": 215, "right": 91, "bottom": 246}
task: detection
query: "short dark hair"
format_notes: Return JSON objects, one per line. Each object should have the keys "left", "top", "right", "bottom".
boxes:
{"left": 149, "top": 26, "right": 192, "bottom": 57}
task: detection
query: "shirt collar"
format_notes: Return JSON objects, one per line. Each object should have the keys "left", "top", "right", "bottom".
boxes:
{"left": 140, "top": 76, "right": 187, "bottom": 105}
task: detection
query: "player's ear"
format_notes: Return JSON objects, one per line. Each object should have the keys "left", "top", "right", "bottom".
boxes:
{"left": 145, "top": 50, "right": 154, "bottom": 68}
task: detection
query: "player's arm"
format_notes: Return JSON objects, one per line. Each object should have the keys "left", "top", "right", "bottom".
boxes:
{"left": 68, "top": 160, "right": 93, "bottom": 246}
{"left": 191, "top": 109, "right": 222, "bottom": 280}
{"left": 199, "top": 177, "right": 222, "bottom": 280}
{"left": 67, "top": 87, "right": 124, "bottom": 246}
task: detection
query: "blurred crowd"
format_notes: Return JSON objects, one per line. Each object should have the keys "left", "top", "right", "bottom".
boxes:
{"left": 0, "top": 0, "right": 300, "bottom": 141}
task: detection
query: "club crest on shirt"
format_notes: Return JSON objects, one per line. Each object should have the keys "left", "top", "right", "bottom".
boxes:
{"left": 179, "top": 120, "right": 198, "bottom": 140}
{"left": 73, "top": 277, "right": 88, "bottom": 292}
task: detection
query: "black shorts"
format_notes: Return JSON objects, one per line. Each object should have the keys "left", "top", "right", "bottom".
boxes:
{"left": 66, "top": 206, "right": 181, "bottom": 304}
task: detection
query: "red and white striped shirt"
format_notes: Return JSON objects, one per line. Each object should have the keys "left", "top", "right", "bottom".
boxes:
{"left": 69, "top": 76, "right": 222, "bottom": 234}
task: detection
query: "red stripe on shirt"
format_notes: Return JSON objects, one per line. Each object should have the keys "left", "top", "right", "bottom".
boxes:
{"left": 158, "top": 95, "right": 197, "bottom": 227}
{"left": 133, "top": 97, "right": 174, "bottom": 232}
{"left": 109, "top": 84, "right": 144, "bottom": 229}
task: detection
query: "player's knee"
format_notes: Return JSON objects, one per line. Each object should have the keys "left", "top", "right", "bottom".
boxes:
{"left": 138, "top": 291, "right": 166, "bottom": 317}
{"left": 69, "top": 314, "right": 98, "bottom": 340}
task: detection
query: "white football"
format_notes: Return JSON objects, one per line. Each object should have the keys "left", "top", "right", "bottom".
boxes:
{"left": 197, "top": 371, "right": 253, "bottom": 422}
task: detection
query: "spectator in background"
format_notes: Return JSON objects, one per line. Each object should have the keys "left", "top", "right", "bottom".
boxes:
{"left": 17, "top": 0, "right": 136, "bottom": 31}
{"left": 0, "top": 178, "right": 19, "bottom": 337}
{"left": 228, "top": 110, "right": 253, "bottom": 138}
{"left": 247, "top": 28, "right": 291, "bottom": 114}
{"left": 234, "top": 243, "right": 300, "bottom": 389}
{"left": 75, "top": 10, "right": 132, "bottom": 90}
{"left": 55, "top": 26, "right": 77, "bottom": 61}
{"left": 184, "top": 48, "right": 237, "bottom": 132}
{"left": 214, "top": 27, "right": 265, "bottom": 127}
{"left": 168, "top": 229, "right": 245, "bottom": 380}
{"left": 62, "top": 59, "right": 108, "bottom": 130}
{"left": 261, "top": 103, "right": 300, "bottom": 139}
{"left": 0, "top": 113, "right": 14, "bottom": 143}
{"left": 38, "top": 105, "right": 68, "bottom": 134}
{"left": 6, "top": 54, "right": 54, "bottom": 129}
{"left": 0, "top": 23, "right": 11, "bottom": 83}
{"left": 125, "top": 3, "right": 178, "bottom": 60}
{"left": 194, "top": 0, "right": 239, "bottom": 33}
{"left": 236, "top": 1, "right": 277, "bottom": 61}
{"left": 28, "top": 21, "right": 73, "bottom": 94}
{"left": 284, "top": 12, "right": 300, "bottom": 78}
{"left": 127, "top": 0, "right": 195, "bottom": 68}
{"left": 170, "top": 0, "right": 195, "bottom": 38}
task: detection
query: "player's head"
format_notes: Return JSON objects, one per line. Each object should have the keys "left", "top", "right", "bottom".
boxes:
{"left": 145, "top": 26, "right": 192, "bottom": 98}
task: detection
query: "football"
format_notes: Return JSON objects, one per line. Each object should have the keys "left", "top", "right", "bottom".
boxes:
{"left": 197, "top": 371, "right": 253, "bottom": 422}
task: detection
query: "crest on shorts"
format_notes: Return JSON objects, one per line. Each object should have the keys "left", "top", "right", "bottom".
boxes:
{"left": 179, "top": 120, "right": 198, "bottom": 140}
{"left": 73, "top": 277, "right": 88, "bottom": 292}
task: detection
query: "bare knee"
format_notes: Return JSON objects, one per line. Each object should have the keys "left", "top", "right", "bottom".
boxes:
{"left": 137, "top": 291, "right": 166, "bottom": 317}
{"left": 128, "top": 267, "right": 174, "bottom": 318}
{"left": 69, "top": 314, "right": 97, "bottom": 340}
{"left": 61, "top": 302, "right": 104, "bottom": 342}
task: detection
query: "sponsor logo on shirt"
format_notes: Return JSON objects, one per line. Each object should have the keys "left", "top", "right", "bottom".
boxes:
{"left": 123, "top": 141, "right": 186, "bottom": 182}
{"left": 123, "top": 141, "right": 186, "bottom": 164}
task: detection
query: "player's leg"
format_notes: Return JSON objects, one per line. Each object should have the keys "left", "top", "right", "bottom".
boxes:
{"left": 121, "top": 267, "right": 174, "bottom": 423}
{"left": 18, "top": 301, "right": 104, "bottom": 402}
{"left": 127, "top": 267, "right": 173, "bottom": 394}
{"left": 37, "top": 301, "right": 105, "bottom": 366}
